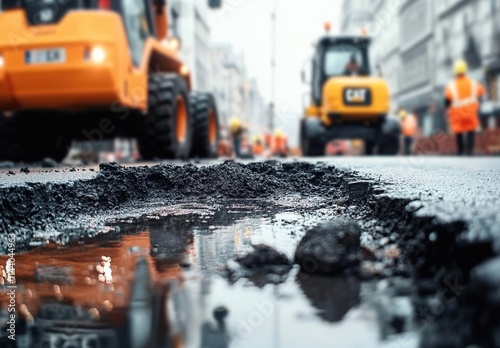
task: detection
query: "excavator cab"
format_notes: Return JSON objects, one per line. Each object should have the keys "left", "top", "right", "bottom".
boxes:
{"left": 309, "top": 37, "right": 372, "bottom": 108}
{"left": 301, "top": 36, "right": 401, "bottom": 156}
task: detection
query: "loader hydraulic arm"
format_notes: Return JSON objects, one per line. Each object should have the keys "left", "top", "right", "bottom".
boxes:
{"left": 153, "top": 0, "right": 167, "bottom": 41}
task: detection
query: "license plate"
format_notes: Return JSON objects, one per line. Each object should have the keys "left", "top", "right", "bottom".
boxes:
{"left": 25, "top": 48, "right": 66, "bottom": 64}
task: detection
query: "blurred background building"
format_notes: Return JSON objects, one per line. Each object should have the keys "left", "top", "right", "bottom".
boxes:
{"left": 341, "top": 0, "right": 374, "bottom": 35}
{"left": 245, "top": 79, "right": 268, "bottom": 135}
{"left": 341, "top": 0, "right": 500, "bottom": 139}
{"left": 169, "top": 0, "right": 267, "bottom": 134}
{"left": 123, "top": 0, "right": 270, "bottom": 132}
{"left": 169, "top": 0, "right": 214, "bottom": 93}
{"left": 211, "top": 45, "right": 246, "bottom": 125}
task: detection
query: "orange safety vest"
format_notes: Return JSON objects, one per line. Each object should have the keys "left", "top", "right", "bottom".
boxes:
{"left": 263, "top": 132, "right": 272, "bottom": 148}
{"left": 252, "top": 143, "right": 264, "bottom": 155}
{"left": 402, "top": 114, "right": 418, "bottom": 137}
{"left": 272, "top": 136, "right": 287, "bottom": 155}
{"left": 444, "top": 76, "right": 485, "bottom": 133}
{"left": 218, "top": 140, "right": 232, "bottom": 157}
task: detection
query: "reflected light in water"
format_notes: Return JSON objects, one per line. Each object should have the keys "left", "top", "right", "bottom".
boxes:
{"left": 96, "top": 255, "right": 113, "bottom": 284}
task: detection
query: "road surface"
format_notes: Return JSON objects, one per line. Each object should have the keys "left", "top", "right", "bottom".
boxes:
{"left": 0, "top": 156, "right": 499, "bottom": 348}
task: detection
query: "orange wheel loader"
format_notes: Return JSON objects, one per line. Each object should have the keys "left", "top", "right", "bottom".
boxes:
{"left": 0, "top": 0, "right": 220, "bottom": 162}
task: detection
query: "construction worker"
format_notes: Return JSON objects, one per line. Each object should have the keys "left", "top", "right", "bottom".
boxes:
{"left": 344, "top": 54, "right": 361, "bottom": 76}
{"left": 239, "top": 134, "right": 254, "bottom": 159}
{"left": 229, "top": 117, "right": 245, "bottom": 158}
{"left": 263, "top": 130, "right": 273, "bottom": 151}
{"left": 444, "top": 59, "right": 486, "bottom": 155}
{"left": 252, "top": 135, "right": 265, "bottom": 156}
{"left": 399, "top": 109, "right": 418, "bottom": 155}
{"left": 270, "top": 129, "right": 288, "bottom": 157}
{"left": 217, "top": 126, "right": 232, "bottom": 157}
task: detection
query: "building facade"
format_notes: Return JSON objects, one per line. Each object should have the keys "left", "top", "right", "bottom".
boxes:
{"left": 369, "top": 0, "right": 402, "bottom": 111}
{"left": 397, "top": 0, "right": 438, "bottom": 135}
{"left": 169, "top": 0, "right": 213, "bottom": 92}
{"left": 211, "top": 45, "right": 246, "bottom": 126}
{"left": 211, "top": 45, "right": 267, "bottom": 134}
{"left": 341, "top": 0, "right": 374, "bottom": 35}
{"left": 169, "top": 1, "right": 267, "bottom": 132}
{"left": 342, "top": 0, "right": 500, "bottom": 136}
{"left": 245, "top": 79, "right": 267, "bottom": 135}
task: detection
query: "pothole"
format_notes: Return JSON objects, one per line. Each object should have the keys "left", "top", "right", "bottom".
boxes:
{"left": 0, "top": 162, "right": 497, "bottom": 347}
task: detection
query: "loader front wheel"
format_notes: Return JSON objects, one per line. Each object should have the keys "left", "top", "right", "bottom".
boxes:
{"left": 378, "top": 115, "right": 401, "bottom": 155}
{"left": 364, "top": 140, "right": 376, "bottom": 156}
{"left": 189, "top": 93, "right": 219, "bottom": 158}
{"left": 138, "top": 74, "right": 192, "bottom": 160}
{"left": 300, "top": 118, "right": 325, "bottom": 157}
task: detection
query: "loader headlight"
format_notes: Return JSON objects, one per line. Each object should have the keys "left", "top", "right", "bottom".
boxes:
{"left": 85, "top": 46, "right": 106, "bottom": 63}
{"left": 180, "top": 64, "right": 190, "bottom": 76}
{"left": 90, "top": 46, "right": 106, "bottom": 63}
{"left": 0, "top": 55, "right": 4, "bottom": 68}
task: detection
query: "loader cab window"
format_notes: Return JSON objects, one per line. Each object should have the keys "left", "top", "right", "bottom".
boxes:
{"left": 122, "top": 0, "right": 155, "bottom": 66}
{"left": 323, "top": 44, "right": 369, "bottom": 77}
{"left": 22, "top": 0, "right": 83, "bottom": 25}
{"left": 312, "top": 54, "right": 322, "bottom": 106}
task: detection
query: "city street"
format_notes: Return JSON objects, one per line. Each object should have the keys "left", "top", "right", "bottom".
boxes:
{"left": 1, "top": 0, "right": 500, "bottom": 347}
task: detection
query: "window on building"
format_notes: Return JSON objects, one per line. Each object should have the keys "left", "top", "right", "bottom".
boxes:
{"left": 442, "top": 27, "right": 453, "bottom": 66}
{"left": 401, "top": 0, "right": 427, "bottom": 45}
{"left": 171, "top": 7, "right": 179, "bottom": 36}
{"left": 208, "top": 0, "right": 222, "bottom": 8}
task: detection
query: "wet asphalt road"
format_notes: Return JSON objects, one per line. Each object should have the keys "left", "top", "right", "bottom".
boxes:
{"left": 2, "top": 156, "right": 499, "bottom": 243}
{"left": 327, "top": 157, "right": 500, "bottom": 249}
{"left": 2, "top": 156, "right": 499, "bottom": 254}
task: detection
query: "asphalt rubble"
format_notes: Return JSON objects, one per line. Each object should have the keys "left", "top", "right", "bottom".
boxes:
{"left": 1, "top": 161, "right": 499, "bottom": 347}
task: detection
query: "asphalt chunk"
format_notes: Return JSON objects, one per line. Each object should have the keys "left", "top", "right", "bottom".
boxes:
{"left": 236, "top": 244, "right": 291, "bottom": 269}
{"left": 295, "top": 219, "right": 361, "bottom": 275}
{"left": 226, "top": 244, "right": 292, "bottom": 287}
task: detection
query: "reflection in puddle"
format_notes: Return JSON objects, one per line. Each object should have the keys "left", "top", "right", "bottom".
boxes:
{"left": 0, "top": 201, "right": 416, "bottom": 348}
{"left": 296, "top": 275, "right": 360, "bottom": 323}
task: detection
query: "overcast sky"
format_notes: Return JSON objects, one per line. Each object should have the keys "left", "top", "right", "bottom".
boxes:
{"left": 208, "top": 0, "right": 342, "bottom": 142}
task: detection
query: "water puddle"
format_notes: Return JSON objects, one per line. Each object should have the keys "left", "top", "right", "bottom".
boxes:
{"left": 0, "top": 200, "right": 419, "bottom": 348}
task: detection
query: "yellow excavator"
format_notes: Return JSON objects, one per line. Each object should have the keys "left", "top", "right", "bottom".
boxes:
{"left": 300, "top": 32, "right": 401, "bottom": 156}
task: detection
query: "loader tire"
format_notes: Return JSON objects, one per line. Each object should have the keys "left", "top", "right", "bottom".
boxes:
{"left": 303, "top": 140, "right": 325, "bottom": 157}
{"left": 138, "top": 73, "right": 192, "bottom": 160}
{"left": 137, "top": 113, "right": 156, "bottom": 161}
{"left": 378, "top": 115, "right": 401, "bottom": 155}
{"left": 364, "top": 140, "right": 376, "bottom": 156}
{"left": 189, "top": 93, "right": 219, "bottom": 158}
{"left": 378, "top": 137, "right": 400, "bottom": 155}
{"left": 0, "top": 112, "right": 71, "bottom": 163}
{"left": 300, "top": 118, "right": 325, "bottom": 157}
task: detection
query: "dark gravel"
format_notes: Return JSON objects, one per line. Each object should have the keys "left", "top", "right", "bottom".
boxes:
{"left": 0, "top": 161, "right": 346, "bottom": 239}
